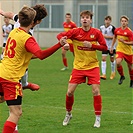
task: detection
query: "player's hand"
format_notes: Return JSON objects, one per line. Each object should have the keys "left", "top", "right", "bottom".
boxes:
{"left": 110, "top": 47, "right": 113, "bottom": 54}
{"left": 0, "top": 9, "right": 4, "bottom": 16}
{"left": 83, "top": 41, "right": 92, "bottom": 48}
{"left": 119, "top": 38, "right": 125, "bottom": 43}
{"left": 60, "top": 36, "right": 67, "bottom": 46}
{"left": 64, "top": 43, "right": 70, "bottom": 50}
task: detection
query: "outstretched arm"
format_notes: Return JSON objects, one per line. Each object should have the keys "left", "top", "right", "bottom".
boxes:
{"left": 0, "top": 9, "right": 14, "bottom": 19}
{"left": 25, "top": 37, "right": 67, "bottom": 60}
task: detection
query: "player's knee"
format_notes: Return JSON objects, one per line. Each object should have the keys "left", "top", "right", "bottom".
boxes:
{"left": 102, "top": 59, "right": 106, "bottom": 62}
{"left": 92, "top": 88, "right": 100, "bottom": 95}
{"left": 15, "top": 108, "right": 23, "bottom": 118}
{"left": 62, "top": 53, "right": 65, "bottom": 57}
{"left": 110, "top": 58, "right": 114, "bottom": 62}
{"left": 0, "top": 96, "right": 5, "bottom": 103}
{"left": 12, "top": 109, "right": 22, "bottom": 120}
{"left": 67, "top": 91, "right": 74, "bottom": 96}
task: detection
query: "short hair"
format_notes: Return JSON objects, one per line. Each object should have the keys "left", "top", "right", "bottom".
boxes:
{"left": 104, "top": 15, "right": 112, "bottom": 20}
{"left": 120, "top": 15, "right": 129, "bottom": 21}
{"left": 32, "top": 4, "right": 48, "bottom": 23}
{"left": 80, "top": 10, "right": 93, "bottom": 19}
{"left": 18, "top": 6, "right": 36, "bottom": 27}
{"left": 65, "top": 13, "right": 71, "bottom": 16}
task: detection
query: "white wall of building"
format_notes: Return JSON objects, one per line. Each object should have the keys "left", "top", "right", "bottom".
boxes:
{"left": 0, "top": 0, "right": 132, "bottom": 48}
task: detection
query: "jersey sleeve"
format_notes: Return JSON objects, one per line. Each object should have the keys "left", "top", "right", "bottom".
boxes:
{"left": 25, "top": 37, "right": 62, "bottom": 60}
{"left": 13, "top": 14, "right": 18, "bottom": 22}
{"left": 2, "top": 25, "right": 4, "bottom": 33}
{"left": 91, "top": 30, "right": 107, "bottom": 51}
{"left": 129, "top": 31, "right": 133, "bottom": 41}
{"left": 72, "top": 22, "right": 77, "bottom": 28}
{"left": 112, "top": 25, "right": 116, "bottom": 34}
{"left": 25, "top": 37, "right": 41, "bottom": 54}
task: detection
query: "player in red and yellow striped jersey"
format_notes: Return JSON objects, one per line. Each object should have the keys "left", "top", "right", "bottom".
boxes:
{"left": 57, "top": 10, "right": 107, "bottom": 128}
{"left": 110, "top": 15, "right": 133, "bottom": 87}
{"left": 61, "top": 13, "right": 77, "bottom": 71}
{"left": 0, "top": 6, "right": 66, "bottom": 133}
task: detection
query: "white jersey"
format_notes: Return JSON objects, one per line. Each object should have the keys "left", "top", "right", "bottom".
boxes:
{"left": 2, "top": 23, "right": 13, "bottom": 43}
{"left": 100, "top": 24, "right": 116, "bottom": 50}
{"left": 13, "top": 14, "right": 34, "bottom": 35}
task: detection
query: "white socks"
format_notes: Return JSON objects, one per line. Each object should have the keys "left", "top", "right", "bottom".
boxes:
{"left": 111, "top": 61, "right": 116, "bottom": 72}
{"left": 101, "top": 61, "right": 106, "bottom": 75}
{"left": 21, "top": 70, "right": 28, "bottom": 87}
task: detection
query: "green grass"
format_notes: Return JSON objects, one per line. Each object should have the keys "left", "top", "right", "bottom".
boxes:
{"left": 0, "top": 48, "right": 133, "bottom": 133}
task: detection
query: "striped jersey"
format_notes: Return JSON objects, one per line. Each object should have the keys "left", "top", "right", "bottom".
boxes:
{"left": 114, "top": 27, "right": 133, "bottom": 55}
{"left": 57, "top": 27, "right": 106, "bottom": 70}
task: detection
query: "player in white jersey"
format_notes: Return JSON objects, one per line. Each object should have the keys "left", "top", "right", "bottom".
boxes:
{"left": 1, "top": 16, "right": 13, "bottom": 59}
{"left": 100, "top": 16, "right": 116, "bottom": 80}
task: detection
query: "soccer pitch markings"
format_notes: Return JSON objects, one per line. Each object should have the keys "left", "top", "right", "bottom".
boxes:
{"left": 24, "top": 104, "right": 132, "bottom": 115}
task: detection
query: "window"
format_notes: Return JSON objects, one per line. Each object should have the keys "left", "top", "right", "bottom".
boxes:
{"left": 39, "top": 4, "right": 64, "bottom": 30}
{"left": 97, "top": 5, "right": 107, "bottom": 28}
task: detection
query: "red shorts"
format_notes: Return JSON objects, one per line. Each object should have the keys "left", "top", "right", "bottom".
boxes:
{"left": 69, "top": 67, "right": 100, "bottom": 85}
{"left": 62, "top": 43, "right": 74, "bottom": 53}
{"left": 0, "top": 77, "right": 22, "bottom": 101}
{"left": 116, "top": 52, "right": 133, "bottom": 64}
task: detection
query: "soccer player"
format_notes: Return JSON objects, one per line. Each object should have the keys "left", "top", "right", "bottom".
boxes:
{"left": 57, "top": 10, "right": 107, "bottom": 128}
{"left": 110, "top": 15, "right": 133, "bottom": 87}
{"left": 0, "top": 5, "right": 48, "bottom": 133}
{"left": 100, "top": 16, "right": 116, "bottom": 80}
{"left": 0, "top": 4, "right": 47, "bottom": 91}
{"left": 0, "top": 6, "right": 66, "bottom": 133}
{"left": 1, "top": 16, "right": 13, "bottom": 59}
{"left": 61, "top": 13, "right": 77, "bottom": 71}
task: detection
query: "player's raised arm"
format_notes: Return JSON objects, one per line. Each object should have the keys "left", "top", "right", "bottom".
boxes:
{"left": 0, "top": 9, "right": 15, "bottom": 19}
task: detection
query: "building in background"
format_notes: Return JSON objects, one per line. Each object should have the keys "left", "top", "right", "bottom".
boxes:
{"left": 0, "top": 0, "right": 133, "bottom": 47}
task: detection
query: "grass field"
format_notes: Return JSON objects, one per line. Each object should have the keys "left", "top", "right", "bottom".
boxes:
{"left": 0, "top": 48, "right": 133, "bottom": 133}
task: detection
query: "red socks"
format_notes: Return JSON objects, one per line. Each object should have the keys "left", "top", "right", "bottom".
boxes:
{"left": 66, "top": 94, "right": 74, "bottom": 112}
{"left": 93, "top": 95, "right": 102, "bottom": 115}
{"left": 129, "top": 69, "right": 133, "bottom": 80}
{"left": 2, "top": 121, "right": 16, "bottom": 133}
{"left": 66, "top": 94, "right": 102, "bottom": 115}
{"left": 117, "top": 65, "right": 124, "bottom": 76}
{"left": 63, "top": 58, "right": 68, "bottom": 67}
